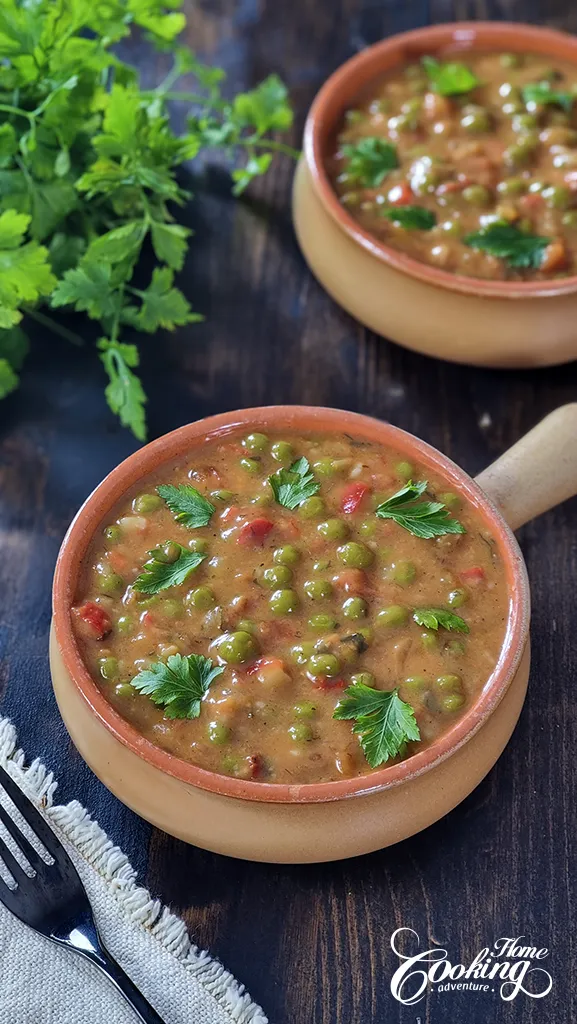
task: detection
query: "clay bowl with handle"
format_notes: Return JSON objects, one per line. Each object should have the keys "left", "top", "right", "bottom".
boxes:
{"left": 50, "top": 404, "right": 577, "bottom": 863}
{"left": 292, "top": 21, "right": 577, "bottom": 368}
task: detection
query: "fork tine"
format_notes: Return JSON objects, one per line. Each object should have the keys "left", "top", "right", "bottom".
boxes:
{"left": 0, "top": 801, "right": 47, "bottom": 872}
{"left": 0, "top": 832, "right": 33, "bottom": 888}
{"left": 0, "top": 763, "right": 65, "bottom": 864}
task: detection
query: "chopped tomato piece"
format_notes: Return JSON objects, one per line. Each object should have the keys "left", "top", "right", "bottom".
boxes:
{"left": 540, "top": 239, "right": 567, "bottom": 273}
{"left": 387, "top": 182, "right": 414, "bottom": 206}
{"left": 247, "top": 754, "right": 264, "bottom": 779}
{"left": 332, "top": 569, "right": 365, "bottom": 594}
{"left": 436, "top": 179, "right": 467, "bottom": 196}
{"left": 340, "top": 481, "right": 371, "bottom": 514}
{"left": 246, "top": 656, "right": 284, "bottom": 676}
{"left": 459, "top": 567, "right": 486, "bottom": 585}
{"left": 564, "top": 171, "right": 577, "bottom": 191}
{"left": 519, "top": 192, "right": 544, "bottom": 211}
{"left": 107, "top": 550, "right": 129, "bottom": 575}
{"left": 221, "top": 505, "right": 242, "bottom": 523}
{"left": 140, "top": 610, "right": 156, "bottom": 627}
{"left": 237, "top": 517, "right": 274, "bottom": 546}
{"left": 278, "top": 517, "right": 300, "bottom": 540}
{"left": 247, "top": 657, "right": 291, "bottom": 688}
{"left": 423, "top": 91, "right": 452, "bottom": 120}
{"left": 73, "top": 602, "right": 112, "bottom": 640}
{"left": 313, "top": 676, "right": 347, "bottom": 691}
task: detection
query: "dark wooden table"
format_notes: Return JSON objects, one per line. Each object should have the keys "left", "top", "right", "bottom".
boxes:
{"left": 1, "top": 2, "right": 576, "bottom": 1022}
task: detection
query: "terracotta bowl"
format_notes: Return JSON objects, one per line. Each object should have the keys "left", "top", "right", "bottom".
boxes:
{"left": 292, "top": 22, "right": 577, "bottom": 368}
{"left": 50, "top": 404, "right": 577, "bottom": 862}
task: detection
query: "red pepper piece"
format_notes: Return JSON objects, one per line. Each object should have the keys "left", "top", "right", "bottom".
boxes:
{"left": 387, "top": 182, "right": 414, "bottom": 205}
{"left": 74, "top": 602, "right": 112, "bottom": 639}
{"left": 459, "top": 567, "right": 486, "bottom": 585}
{"left": 340, "top": 481, "right": 371, "bottom": 514}
{"left": 237, "top": 517, "right": 273, "bottom": 546}
{"left": 313, "top": 677, "right": 347, "bottom": 691}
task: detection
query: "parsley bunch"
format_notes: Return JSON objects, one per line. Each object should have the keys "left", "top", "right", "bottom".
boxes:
{"left": 0, "top": 0, "right": 297, "bottom": 438}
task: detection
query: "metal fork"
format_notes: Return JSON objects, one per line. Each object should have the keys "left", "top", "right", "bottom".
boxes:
{"left": 0, "top": 762, "right": 166, "bottom": 1023}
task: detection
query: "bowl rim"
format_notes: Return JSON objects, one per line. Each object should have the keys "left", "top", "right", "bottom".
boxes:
{"left": 52, "top": 406, "right": 530, "bottom": 805}
{"left": 304, "top": 20, "right": 577, "bottom": 300}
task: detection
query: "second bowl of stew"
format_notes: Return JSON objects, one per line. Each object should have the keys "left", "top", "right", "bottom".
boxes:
{"left": 293, "top": 22, "right": 577, "bottom": 367}
{"left": 50, "top": 404, "right": 577, "bottom": 861}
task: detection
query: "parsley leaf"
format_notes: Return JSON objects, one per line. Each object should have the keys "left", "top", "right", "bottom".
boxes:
{"left": 150, "top": 221, "right": 191, "bottom": 271}
{"left": 51, "top": 262, "right": 118, "bottom": 320}
{"left": 97, "top": 339, "right": 147, "bottom": 442}
{"left": 464, "top": 223, "right": 551, "bottom": 269}
{"left": 522, "top": 81, "right": 573, "bottom": 113}
{"left": 413, "top": 608, "right": 469, "bottom": 633}
{"left": 133, "top": 542, "right": 206, "bottom": 594}
{"left": 269, "top": 457, "right": 320, "bottom": 510}
{"left": 334, "top": 682, "right": 420, "bottom": 768}
{"left": 0, "top": 358, "right": 19, "bottom": 398}
{"left": 382, "top": 206, "right": 436, "bottom": 230}
{"left": 131, "top": 653, "right": 223, "bottom": 719}
{"left": 375, "top": 480, "right": 466, "bottom": 539}
{"left": 124, "top": 267, "right": 201, "bottom": 333}
{"left": 0, "top": 211, "right": 55, "bottom": 328}
{"left": 422, "top": 56, "right": 479, "bottom": 96}
{"left": 157, "top": 483, "right": 215, "bottom": 528}
{"left": 341, "top": 137, "right": 398, "bottom": 187}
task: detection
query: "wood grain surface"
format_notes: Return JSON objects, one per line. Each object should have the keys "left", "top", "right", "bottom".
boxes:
{"left": 1, "top": 2, "right": 576, "bottom": 1022}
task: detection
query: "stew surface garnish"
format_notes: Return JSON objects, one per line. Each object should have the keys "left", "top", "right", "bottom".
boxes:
{"left": 72, "top": 430, "right": 508, "bottom": 784}
{"left": 329, "top": 50, "right": 577, "bottom": 280}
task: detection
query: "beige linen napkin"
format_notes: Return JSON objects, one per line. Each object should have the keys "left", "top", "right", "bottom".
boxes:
{"left": 0, "top": 717, "right": 268, "bottom": 1024}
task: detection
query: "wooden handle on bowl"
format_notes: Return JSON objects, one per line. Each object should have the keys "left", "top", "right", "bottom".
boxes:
{"left": 474, "top": 404, "right": 577, "bottom": 531}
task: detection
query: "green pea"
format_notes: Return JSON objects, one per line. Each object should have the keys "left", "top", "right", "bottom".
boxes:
{"left": 116, "top": 615, "right": 133, "bottom": 635}
{"left": 441, "top": 693, "right": 466, "bottom": 712}
{"left": 237, "top": 618, "right": 256, "bottom": 634}
{"left": 436, "top": 673, "right": 463, "bottom": 692}
{"left": 186, "top": 586, "right": 216, "bottom": 611}
{"left": 188, "top": 537, "right": 209, "bottom": 554}
{"left": 460, "top": 106, "right": 491, "bottom": 133}
{"left": 359, "top": 519, "right": 376, "bottom": 538}
{"left": 448, "top": 588, "right": 467, "bottom": 608}
{"left": 133, "top": 493, "right": 162, "bottom": 514}
{"left": 350, "top": 671, "right": 375, "bottom": 687}
{"left": 440, "top": 219, "right": 461, "bottom": 236}
{"left": 222, "top": 754, "right": 241, "bottom": 776}
{"left": 308, "top": 653, "right": 340, "bottom": 678}
{"left": 440, "top": 491, "right": 460, "bottom": 509}
{"left": 159, "top": 598, "right": 182, "bottom": 619}
{"left": 421, "top": 630, "right": 438, "bottom": 650}
{"left": 500, "top": 53, "right": 522, "bottom": 68}
{"left": 388, "top": 112, "right": 418, "bottom": 133}
{"left": 403, "top": 675, "right": 426, "bottom": 691}
{"left": 153, "top": 540, "right": 181, "bottom": 564}
{"left": 308, "top": 614, "right": 338, "bottom": 633}
{"left": 318, "top": 518, "right": 349, "bottom": 540}
{"left": 401, "top": 96, "right": 422, "bottom": 116}
{"left": 271, "top": 441, "right": 293, "bottom": 463}
{"left": 345, "top": 109, "right": 362, "bottom": 124}
{"left": 341, "top": 191, "right": 361, "bottom": 207}
{"left": 356, "top": 626, "right": 373, "bottom": 644}
{"left": 210, "top": 488, "right": 235, "bottom": 502}
{"left": 497, "top": 177, "right": 526, "bottom": 196}
{"left": 208, "top": 721, "right": 231, "bottom": 744}
{"left": 512, "top": 112, "right": 538, "bottom": 133}
{"left": 502, "top": 101, "right": 524, "bottom": 116}
{"left": 97, "top": 571, "right": 124, "bottom": 595}
{"left": 270, "top": 588, "right": 299, "bottom": 614}
{"left": 337, "top": 542, "right": 374, "bottom": 568}
{"left": 542, "top": 184, "right": 572, "bottom": 210}
{"left": 313, "top": 458, "right": 338, "bottom": 477}
{"left": 299, "top": 496, "right": 325, "bottom": 519}
{"left": 312, "top": 558, "right": 330, "bottom": 572}
{"left": 104, "top": 524, "right": 121, "bottom": 544}
{"left": 389, "top": 560, "right": 416, "bottom": 586}
{"left": 304, "top": 578, "right": 333, "bottom": 600}
{"left": 261, "top": 565, "right": 293, "bottom": 588}
{"left": 376, "top": 605, "right": 409, "bottom": 627}
{"left": 562, "top": 210, "right": 577, "bottom": 227}
{"left": 242, "top": 432, "right": 268, "bottom": 452}
{"left": 251, "top": 491, "right": 272, "bottom": 507}
{"left": 462, "top": 184, "right": 492, "bottom": 207}
{"left": 395, "top": 460, "right": 414, "bottom": 480}
{"left": 212, "top": 630, "right": 258, "bottom": 664}
{"left": 290, "top": 642, "right": 316, "bottom": 665}
{"left": 99, "top": 656, "right": 118, "bottom": 681}
{"left": 343, "top": 597, "right": 368, "bottom": 619}
{"left": 293, "top": 701, "right": 317, "bottom": 719}
{"left": 504, "top": 138, "right": 537, "bottom": 168}
{"left": 288, "top": 722, "right": 314, "bottom": 742}
{"left": 114, "top": 682, "right": 134, "bottom": 699}
{"left": 446, "top": 639, "right": 466, "bottom": 656}
{"left": 273, "top": 544, "right": 300, "bottom": 565}
{"left": 240, "top": 456, "right": 260, "bottom": 473}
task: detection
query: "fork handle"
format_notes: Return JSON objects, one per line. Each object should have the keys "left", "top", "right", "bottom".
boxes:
{"left": 59, "top": 936, "right": 167, "bottom": 1023}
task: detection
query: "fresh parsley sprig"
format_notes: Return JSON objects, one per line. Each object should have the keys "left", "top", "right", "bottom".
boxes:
{"left": 131, "top": 653, "right": 223, "bottom": 719}
{"left": 133, "top": 543, "right": 206, "bottom": 594}
{"left": 464, "top": 223, "right": 551, "bottom": 269}
{"left": 522, "top": 81, "right": 574, "bottom": 113}
{"left": 334, "top": 682, "right": 420, "bottom": 768}
{"left": 157, "top": 484, "right": 215, "bottom": 529}
{"left": 375, "top": 480, "right": 465, "bottom": 539}
{"left": 0, "top": 0, "right": 297, "bottom": 439}
{"left": 269, "top": 457, "right": 320, "bottom": 510}
{"left": 413, "top": 608, "right": 469, "bottom": 633}
{"left": 381, "top": 206, "right": 436, "bottom": 230}
{"left": 341, "top": 137, "right": 399, "bottom": 187}
{"left": 421, "top": 56, "right": 479, "bottom": 96}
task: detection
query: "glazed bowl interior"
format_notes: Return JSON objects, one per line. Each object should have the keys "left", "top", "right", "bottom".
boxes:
{"left": 53, "top": 407, "right": 530, "bottom": 805}
{"left": 305, "top": 21, "right": 577, "bottom": 299}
